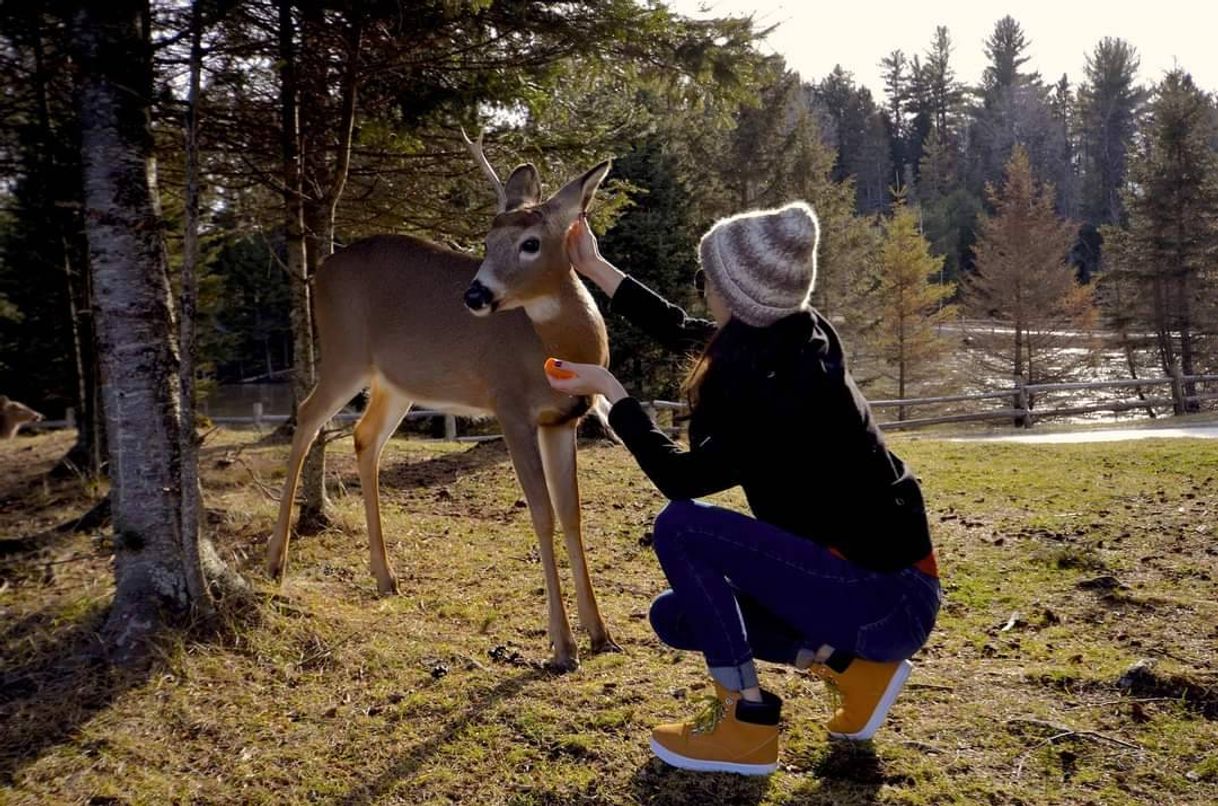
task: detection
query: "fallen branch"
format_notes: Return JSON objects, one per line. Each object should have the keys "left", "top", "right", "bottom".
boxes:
{"left": 1065, "top": 697, "right": 1179, "bottom": 710}
{"left": 1008, "top": 716, "right": 1141, "bottom": 778}
{"left": 235, "top": 455, "right": 280, "bottom": 502}
{"left": 1006, "top": 717, "right": 1141, "bottom": 750}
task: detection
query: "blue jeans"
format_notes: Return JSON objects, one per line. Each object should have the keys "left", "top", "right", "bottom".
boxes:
{"left": 649, "top": 500, "right": 941, "bottom": 691}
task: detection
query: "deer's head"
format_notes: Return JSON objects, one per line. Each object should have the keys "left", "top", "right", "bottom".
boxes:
{"left": 0, "top": 395, "right": 44, "bottom": 437}
{"left": 460, "top": 132, "right": 610, "bottom": 318}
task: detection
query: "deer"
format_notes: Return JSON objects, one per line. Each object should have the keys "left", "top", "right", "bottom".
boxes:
{"left": 0, "top": 395, "right": 45, "bottom": 438}
{"left": 266, "top": 133, "right": 618, "bottom": 671}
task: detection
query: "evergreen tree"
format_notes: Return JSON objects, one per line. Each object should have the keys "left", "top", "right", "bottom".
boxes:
{"left": 871, "top": 194, "right": 956, "bottom": 415}
{"left": 963, "top": 146, "right": 1097, "bottom": 394}
{"left": 1102, "top": 70, "right": 1218, "bottom": 400}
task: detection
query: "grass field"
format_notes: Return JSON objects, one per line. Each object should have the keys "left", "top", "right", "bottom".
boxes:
{"left": 1, "top": 428, "right": 1216, "bottom": 805}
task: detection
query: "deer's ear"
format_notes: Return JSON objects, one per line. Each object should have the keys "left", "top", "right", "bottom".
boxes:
{"left": 504, "top": 164, "right": 541, "bottom": 211}
{"left": 549, "top": 160, "right": 611, "bottom": 216}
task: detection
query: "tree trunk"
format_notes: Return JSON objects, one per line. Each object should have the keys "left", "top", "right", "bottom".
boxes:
{"left": 294, "top": 8, "right": 364, "bottom": 533}
{"left": 54, "top": 240, "right": 105, "bottom": 479}
{"left": 72, "top": 0, "right": 225, "bottom": 661}
{"left": 29, "top": 15, "right": 102, "bottom": 478}
{"left": 179, "top": 0, "right": 211, "bottom": 614}
{"left": 278, "top": 0, "right": 330, "bottom": 533}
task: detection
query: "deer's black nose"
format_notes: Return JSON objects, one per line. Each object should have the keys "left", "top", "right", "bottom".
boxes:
{"left": 464, "top": 281, "right": 494, "bottom": 312}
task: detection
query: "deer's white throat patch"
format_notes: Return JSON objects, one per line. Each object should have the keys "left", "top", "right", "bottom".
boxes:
{"left": 523, "top": 294, "right": 562, "bottom": 322}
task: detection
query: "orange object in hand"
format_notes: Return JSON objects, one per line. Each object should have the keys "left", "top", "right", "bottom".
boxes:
{"left": 545, "top": 357, "right": 576, "bottom": 380}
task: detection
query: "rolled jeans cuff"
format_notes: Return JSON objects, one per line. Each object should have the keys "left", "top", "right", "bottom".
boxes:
{"left": 709, "top": 660, "right": 759, "bottom": 692}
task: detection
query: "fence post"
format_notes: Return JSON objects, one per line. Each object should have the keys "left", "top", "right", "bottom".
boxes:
{"left": 1014, "top": 374, "right": 1032, "bottom": 429}
{"left": 444, "top": 414, "right": 457, "bottom": 441}
{"left": 252, "top": 401, "right": 264, "bottom": 431}
{"left": 1169, "top": 360, "right": 1185, "bottom": 416}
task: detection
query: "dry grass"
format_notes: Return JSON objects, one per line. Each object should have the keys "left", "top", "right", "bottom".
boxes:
{"left": 1, "top": 427, "right": 1217, "bottom": 805}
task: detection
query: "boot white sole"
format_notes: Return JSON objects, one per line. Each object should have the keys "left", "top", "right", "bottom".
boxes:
{"left": 828, "top": 659, "right": 913, "bottom": 741}
{"left": 648, "top": 737, "right": 777, "bottom": 776}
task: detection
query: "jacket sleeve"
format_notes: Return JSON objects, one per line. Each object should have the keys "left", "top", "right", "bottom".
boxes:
{"left": 607, "top": 275, "right": 717, "bottom": 354}
{"left": 608, "top": 397, "right": 739, "bottom": 500}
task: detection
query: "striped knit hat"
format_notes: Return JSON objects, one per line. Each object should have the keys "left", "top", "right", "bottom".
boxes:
{"left": 698, "top": 201, "right": 819, "bottom": 327}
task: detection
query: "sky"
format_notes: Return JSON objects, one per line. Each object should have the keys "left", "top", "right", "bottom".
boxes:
{"left": 667, "top": 0, "right": 1218, "bottom": 97}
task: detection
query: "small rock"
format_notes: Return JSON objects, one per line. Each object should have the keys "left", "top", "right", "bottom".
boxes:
{"left": 1077, "top": 575, "right": 1127, "bottom": 591}
{"left": 1118, "top": 658, "right": 1157, "bottom": 690}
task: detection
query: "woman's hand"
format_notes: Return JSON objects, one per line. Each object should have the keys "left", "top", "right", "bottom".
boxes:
{"left": 566, "top": 216, "right": 624, "bottom": 296}
{"left": 545, "top": 359, "right": 629, "bottom": 404}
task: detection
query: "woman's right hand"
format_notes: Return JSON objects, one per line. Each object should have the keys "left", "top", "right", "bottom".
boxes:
{"left": 566, "top": 216, "right": 625, "bottom": 296}
{"left": 565, "top": 215, "right": 604, "bottom": 276}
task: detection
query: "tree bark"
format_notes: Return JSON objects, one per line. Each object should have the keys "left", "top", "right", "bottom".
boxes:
{"left": 179, "top": 0, "right": 211, "bottom": 614}
{"left": 72, "top": 0, "right": 228, "bottom": 661}
{"left": 278, "top": 0, "right": 330, "bottom": 532}
{"left": 28, "top": 13, "right": 103, "bottom": 478}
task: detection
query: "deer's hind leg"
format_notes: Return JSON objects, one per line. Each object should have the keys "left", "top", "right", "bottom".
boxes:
{"left": 267, "top": 365, "right": 367, "bottom": 584}
{"left": 353, "top": 377, "right": 413, "bottom": 595}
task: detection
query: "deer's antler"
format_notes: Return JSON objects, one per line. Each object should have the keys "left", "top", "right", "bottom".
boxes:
{"left": 460, "top": 127, "right": 507, "bottom": 213}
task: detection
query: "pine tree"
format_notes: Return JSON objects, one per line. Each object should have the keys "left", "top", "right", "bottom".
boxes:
{"left": 916, "top": 129, "right": 981, "bottom": 284}
{"left": 963, "top": 146, "right": 1097, "bottom": 395}
{"left": 924, "top": 26, "right": 965, "bottom": 142}
{"left": 871, "top": 194, "right": 956, "bottom": 416}
{"left": 880, "top": 49, "right": 908, "bottom": 183}
{"left": 980, "top": 16, "right": 1038, "bottom": 105}
{"left": 1078, "top": 38, "right": 1145, "bottom": 228}
{"left": 1103, "top": 71, "right": 1218, "bottom": 402}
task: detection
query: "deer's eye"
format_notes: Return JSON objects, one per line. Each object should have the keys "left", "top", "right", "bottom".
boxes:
{"left": 521, "top": 237, "right": 541, "bottom": 254}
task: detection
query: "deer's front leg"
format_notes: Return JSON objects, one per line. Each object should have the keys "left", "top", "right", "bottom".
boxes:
{"left": 501, "top": 416, "right": 579, "bottom": 672}
{"left": 538, "top": 423, "right": 618, "bottom": 653}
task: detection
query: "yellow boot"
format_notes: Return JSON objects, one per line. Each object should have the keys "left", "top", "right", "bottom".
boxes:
{"left": 817, "top": 658, "right": 912, "bottom": 740}
{"left": 649, "top": 683, "right": 781, "bottom": 775}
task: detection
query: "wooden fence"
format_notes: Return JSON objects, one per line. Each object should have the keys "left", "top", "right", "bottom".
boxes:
{"left": 27, "top": 371, "right": 1218, "bottom": 441}
{"left": 871, "top": 370, "right": 1218, "bottom": 430}
{"left": 647, "top": 370, "right": 1218, "bottom": 433}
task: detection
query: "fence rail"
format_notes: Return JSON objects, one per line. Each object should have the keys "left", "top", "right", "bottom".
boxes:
{"left": 26, "top": 371, "right": 1218, "bottom": 440}
{"left": 648, "top": 370, "right": 1218, "bottom": 433}
{"left": 873, "top": 370, "right": 1217, "bottom": 430}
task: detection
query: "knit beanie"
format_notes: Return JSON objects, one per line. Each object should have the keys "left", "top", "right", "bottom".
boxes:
{"left": 697, "top": 201, "right": 819, "bottom": 327}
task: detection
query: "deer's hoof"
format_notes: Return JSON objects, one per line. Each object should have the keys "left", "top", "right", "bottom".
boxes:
{"left": 545, "top": 654, "right": 580, "bottom": 674}
{"left": 265, "top": 561, "right": 285, "bottom": 583}
{"left": 376, "top": 576, "right": 401, "bottom": 596}
{"left": 590, "top": 635, "right": 623, "bottom": 654}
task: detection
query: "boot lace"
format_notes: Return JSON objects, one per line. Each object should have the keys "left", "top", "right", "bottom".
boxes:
{"left": 690, "top": 694, "right": 727, "bottom": 735}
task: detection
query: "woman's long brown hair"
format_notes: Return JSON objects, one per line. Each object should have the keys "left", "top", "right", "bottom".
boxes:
{"left": 680, "top": 314, "right": 816, "bottom": 425}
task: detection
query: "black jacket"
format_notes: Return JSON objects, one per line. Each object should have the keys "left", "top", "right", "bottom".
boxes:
{"left": 606, "top": 275, "right": 933, "bottom": 573}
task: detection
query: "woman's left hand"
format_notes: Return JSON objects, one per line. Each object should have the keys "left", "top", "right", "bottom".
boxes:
{"left": 545, "top": 360, "right": 629, "bottom": 404}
